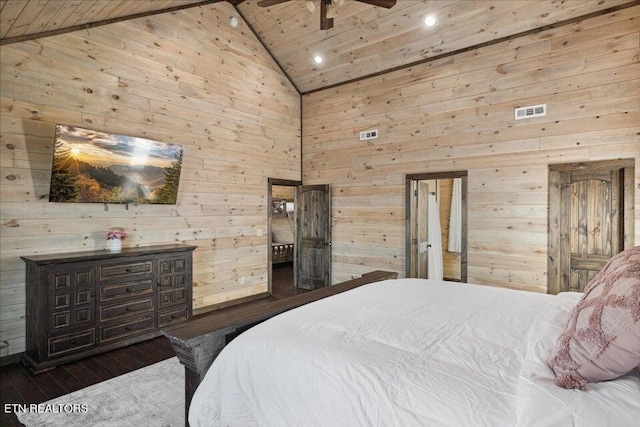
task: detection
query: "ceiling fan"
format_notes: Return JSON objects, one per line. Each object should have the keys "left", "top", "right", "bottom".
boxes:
{"left": 257, "top": 0, "right": 397, "bottom": 30}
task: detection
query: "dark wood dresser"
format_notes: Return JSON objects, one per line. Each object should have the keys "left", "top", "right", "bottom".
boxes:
{"left": 21, "top": 244, "right": 196, "bottom": 373}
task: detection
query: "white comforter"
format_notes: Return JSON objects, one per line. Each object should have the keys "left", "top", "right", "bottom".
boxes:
{"left": 189, "top": 279, "right": 640, "bottom": 427}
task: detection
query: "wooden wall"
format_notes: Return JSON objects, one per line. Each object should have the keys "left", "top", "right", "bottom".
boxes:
{"left": 0, "top": 2, "right": 301, "bottom": 357}
{"left": 303, "top": 7, "right": 640, "bottom": 290}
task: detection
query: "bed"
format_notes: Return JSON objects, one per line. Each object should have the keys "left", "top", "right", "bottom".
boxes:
{"left": 188, "top": 277, "right": 640, "bottom": 426}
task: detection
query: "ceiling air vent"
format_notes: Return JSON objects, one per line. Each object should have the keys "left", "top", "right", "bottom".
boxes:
{"left": 359, "top": 129, "right": 379, "bottom": 141}
{"left": 514, "top": 104, "right": 546, "bottom": 120}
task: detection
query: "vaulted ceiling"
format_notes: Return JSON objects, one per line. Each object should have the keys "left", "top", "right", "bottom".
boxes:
{"left": 1, "top": 0, "right": 635, "bottom": 93}
{"left": 235, "top": 0, "right": 634, "bottom": 93}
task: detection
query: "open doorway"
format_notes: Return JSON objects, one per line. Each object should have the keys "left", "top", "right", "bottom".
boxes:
{"left": 406, "top": 172, "right": 467, "bottom": 282}
{"left": 268, "top": 179, "right": 303, "bottom": 298}
{"left": 268, "top": 179, "right": 332, "bottom": 296}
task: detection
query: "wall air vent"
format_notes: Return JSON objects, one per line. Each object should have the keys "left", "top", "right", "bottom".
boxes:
{"left": 514, "top": 104, "right": 546, "bottom": 120}
{"left": 359, "top": 129, "right": 379, "bottom": 141}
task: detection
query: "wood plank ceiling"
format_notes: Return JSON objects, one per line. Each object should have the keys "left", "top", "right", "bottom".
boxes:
{"left": 0, "top": 0, "right": 212, "bottom": 40}
{"left": 236, "top": 0, "right": 635, "bottom": 93}
{"left": 1, "top": 0, "right": 636, "bottom": 93}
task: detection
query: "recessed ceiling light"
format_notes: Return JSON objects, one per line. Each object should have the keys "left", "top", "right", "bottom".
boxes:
{"left": 229, "top": 16, "right": 239, "bottom": 28}
{"left": 314, "top": 55, "right": 323, "bottom": 64}
{"left": 424, "top": 15, "right": 436, "bottom": 27}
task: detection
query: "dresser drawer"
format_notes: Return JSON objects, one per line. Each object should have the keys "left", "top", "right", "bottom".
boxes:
{"left": 50, "top": 288, "right": 94, "bottom": 331}
{"left": 158, "top": 306, "right": 188, "bottom": 327}
{"left": 49, "top": 266, "right": 95, "bottom": 290}
{"left": 48, "top": 329, "right": 95, "bottom": 357}
{"left": 159, "top": 256, "right": 187, "bottom": 274}
{"left": 158, "top": 273, "right": 186, "bottom": 289}
{"left": 51, "top": 305, "right": 93, "bottom": 330}
{"left": 158, "top": 288, "right": 187, "bottom": 308}
{"left": 99, "top": 279, "right": 153, "bottom": 302}
{"left": 99, "top": 260, "right": 153, "bottom": 282}
{"left": 100, "top": 298, "right": 154, "bottom": 322}
{"left": 100, "top": 315, "right": 154, "bottom": 342}
{"left": 51, "top": 288, "right": 92, "bottom": 311}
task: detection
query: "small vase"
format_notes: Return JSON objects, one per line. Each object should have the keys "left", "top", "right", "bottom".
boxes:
{"left": 108, "top": 238, "right": 122, "bottom": 252}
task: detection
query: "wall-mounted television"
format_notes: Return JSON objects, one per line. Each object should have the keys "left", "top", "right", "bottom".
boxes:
{"left": 49, "top": 125, "right": 184, "bottom": 204}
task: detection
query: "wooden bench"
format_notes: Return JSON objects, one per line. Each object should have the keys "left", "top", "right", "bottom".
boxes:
{"left": 162, "top": 270, "right": 398, "bottom": 426}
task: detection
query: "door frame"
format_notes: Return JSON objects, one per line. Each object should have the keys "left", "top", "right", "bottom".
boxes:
{"left": 547, "top": 159, "right": 635, "bottom": 294}
{"left": 406, "top": 171, "right": 468, "bottom": 281}
{"left": 268, "top": 178, "right": 301, "bottom": 295}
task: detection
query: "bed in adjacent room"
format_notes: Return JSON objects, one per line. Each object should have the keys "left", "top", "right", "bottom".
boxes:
{"left": 189, "top": 251, "right": 640, "bottom": 427}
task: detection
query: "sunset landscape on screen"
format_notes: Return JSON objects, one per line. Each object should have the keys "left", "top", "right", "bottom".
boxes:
{"left": 49, "top": 125, "right": 184, "bottom": 204}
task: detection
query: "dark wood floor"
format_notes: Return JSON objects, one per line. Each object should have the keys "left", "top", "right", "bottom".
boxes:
{"left": 0, "top": 336, "right": 176, "bottom": 426}
{"left": 272, "top": 262, "right": 307, "bottom": 298}
{"left": 0, "top": 264, "right": 305, "bottom": 426}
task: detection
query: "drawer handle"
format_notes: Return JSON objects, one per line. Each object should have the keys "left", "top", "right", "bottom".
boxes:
{"left": 125, "top": 287, "right": 133, "bottom": 293}
{"left": 125, "top": 326, "right": 132, "bottom": 331}
{"left": 125, "top": 306, "right": 132, "bottom": 312}
{"left": 69, "top": 339, "right": 77, "bottom": 345}
{"left": 171, "top": 314, "right": 177, "bottom": 319}
{"left": 125, "top": 268, "right": 132, "bottom": 272}
{"left": 156, "top": 282, "right": 162, "bottom": 287}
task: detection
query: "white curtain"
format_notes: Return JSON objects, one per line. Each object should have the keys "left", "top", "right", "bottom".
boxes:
{"left": 427, "top": 193, "right": 443, "bottom": 281}
{"left": 448, "top": 178, "right": 462, "bottom": 253}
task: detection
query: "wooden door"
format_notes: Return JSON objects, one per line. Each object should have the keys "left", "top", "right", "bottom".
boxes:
{"left": 416, "top": 180, "right": 435, "bottom": 279}
{"left": 548, "top": 161, "right": 634, "bottom": 294}
{"left": 408, "top": 179, "right": 435, "bottom": 279}
{"left": 296, "top": 185, "right": 331, "bottom": 290}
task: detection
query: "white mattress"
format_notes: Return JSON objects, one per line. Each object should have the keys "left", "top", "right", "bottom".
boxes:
{"left": 189, "top": 278, "right": 640, "bottom": 427}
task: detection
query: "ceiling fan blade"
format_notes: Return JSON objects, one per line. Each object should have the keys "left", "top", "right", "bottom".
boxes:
{"left": 354, "top": 0, "right": 396, "bottom": 8}
{"left": 320, "top": 0, "right": 334, "bottom": 30}
{"left": 257, "top": 0, "right": 292, "bottom": 7}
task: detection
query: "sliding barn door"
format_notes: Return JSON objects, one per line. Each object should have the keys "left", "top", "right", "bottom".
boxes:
{"left": 549, "top": 161, "right": 634, "bottom": 294}
{"left": 296, "top": 185, "right": 331, "bottom": 290}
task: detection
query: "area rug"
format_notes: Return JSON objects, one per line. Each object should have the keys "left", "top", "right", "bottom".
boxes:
{"left": 17, "top": 357, "right": 184, "bottom": 427}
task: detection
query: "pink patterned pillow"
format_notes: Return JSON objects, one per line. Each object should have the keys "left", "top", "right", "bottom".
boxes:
{"left": 548, "top": 246, "right": 640, "bottom": 390}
